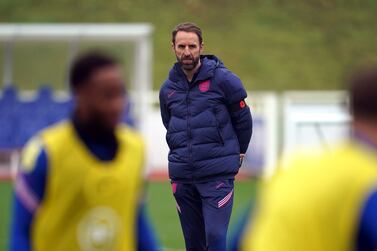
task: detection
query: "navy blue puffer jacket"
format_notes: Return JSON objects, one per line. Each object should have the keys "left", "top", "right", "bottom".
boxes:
{"left": 159, "top": 55, "right": 252, "bottom": 183}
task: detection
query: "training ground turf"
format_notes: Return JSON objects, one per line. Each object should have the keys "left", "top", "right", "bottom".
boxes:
{"left": 0, "top": 179, "right": 257, "bottom": 251}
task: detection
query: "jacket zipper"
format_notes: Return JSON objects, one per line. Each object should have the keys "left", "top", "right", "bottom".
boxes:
{"left": 213, "top": 110, "right": 225, "bottom": 146}
{"left": 186, "top": 86, "right": 194, "bottom": 180}
{"left": 217, "top": 126, "right": 224, "bottom": 145}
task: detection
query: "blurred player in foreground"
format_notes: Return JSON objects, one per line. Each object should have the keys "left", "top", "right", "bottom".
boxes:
{"left": 159, "top": 22, "right": 253, "bottom": 251}
{"left": 9, "top": 52, "right": 158, "bottom": 251}
{"left": 230, "top": 66, "right": 377, "bottom": 251}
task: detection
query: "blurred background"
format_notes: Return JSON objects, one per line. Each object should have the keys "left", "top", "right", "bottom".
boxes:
{"left": 0, "top": 0, "right": 376, "bottom": 250}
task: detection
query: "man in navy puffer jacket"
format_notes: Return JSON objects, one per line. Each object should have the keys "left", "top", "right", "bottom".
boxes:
{"left": 159, "top": 22, "right": 253, "bottom": 251}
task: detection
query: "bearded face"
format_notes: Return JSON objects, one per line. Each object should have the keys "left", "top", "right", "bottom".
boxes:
{"left": 173, "top": 31, "right": 203, "bottom": 71}
{"left": 176, "top": 53, "right": 200, "bottom": 70}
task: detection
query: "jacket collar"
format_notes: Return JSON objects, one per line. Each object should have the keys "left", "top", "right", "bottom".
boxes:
{"left": 168, "top": 55, "right": 224, "bottom": 84}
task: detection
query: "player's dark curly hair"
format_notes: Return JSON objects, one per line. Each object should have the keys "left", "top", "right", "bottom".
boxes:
{"left": 69, "top": 51, "right": 118, "bottom": 91}
{"left": 349, "top": 66, "right": 377, "bottom": 120}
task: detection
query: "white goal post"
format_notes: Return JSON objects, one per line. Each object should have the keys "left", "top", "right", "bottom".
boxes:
{"left": 282, "top": 91, "right": 351, "bottom": 158}
{"left": 0, "top": 23, "right": 154, "bottom": 130}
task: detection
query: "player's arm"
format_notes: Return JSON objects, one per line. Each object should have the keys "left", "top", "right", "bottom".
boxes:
{"left": 135, "top": 137, "right": 159, "bottom": 251}
{"left": 136, "top": 202, "right": 159, "bottom": 251}
{"left": 159, "top": 88, "right": 171, "bottom": 130}
{"left": 9, "top": 138, "right": 48, "bottom": 251}
{"left": 136, "top": 182, "right": 159, "bottom": 251}
{"left": 228, "top": 202, "right": 253, "bottom": 251}
{"left": 222, "top": 73, "right": 253, "bottom": 155}
{"left": 356, "top": 188, "right": 377, "bottom": 251}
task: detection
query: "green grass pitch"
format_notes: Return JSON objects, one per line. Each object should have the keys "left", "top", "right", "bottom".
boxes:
{"left": 0, "top": 179, "right": 257, "bottom": 251}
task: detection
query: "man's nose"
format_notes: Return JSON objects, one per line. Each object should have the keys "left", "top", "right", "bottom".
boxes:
{"left": 183, "top": 46, "right": 190, "bottom": 55}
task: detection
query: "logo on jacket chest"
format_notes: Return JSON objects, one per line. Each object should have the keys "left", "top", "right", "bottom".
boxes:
{"left": 199, "top": 80, "right": 211, "bottom": 92}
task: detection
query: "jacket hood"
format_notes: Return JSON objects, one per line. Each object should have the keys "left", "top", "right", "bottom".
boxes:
{"left": 168, "top": 55, "right": 225, "bottom": 83}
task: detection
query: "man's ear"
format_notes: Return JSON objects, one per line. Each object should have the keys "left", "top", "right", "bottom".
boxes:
{"left": 200, "top": 42, "right": 204, "bottom": 53}
{"left": 171, "top": 42, "right": 175, "bottom": 53}
{"left": 73, "top": 84, "right": 89, "bottom": 104}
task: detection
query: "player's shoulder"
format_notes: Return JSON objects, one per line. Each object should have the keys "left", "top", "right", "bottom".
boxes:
{"left": 20, "top": 122, "right": 72, "bottom": 173}
{"left": 318, "top": 141, "right": 377, "bottom": 174}
{"left": 22, "top": 120, "right": 70, "bottom": 159}
{"left": 268, "top": 147, "right": 333, "bottom": 187}
{"left": 39, "top": 120, "right": 71, "bottom": 138}
{"left": 339, "top": 142, "right": 377, "bottom": 178}
{"left": 117, "top": 124, "right": 144, "bottom": 149}
{"left": 35, "top": 120, "right": 79, "bottom": 155}
{"left": 21, "top": 135, "right": 47, "bottom": 173}
{"left": 277, "top": 142, "right": 377, "bottom": 186}
{"left": 279, "top": 147, "right": 324, "bottom": 171}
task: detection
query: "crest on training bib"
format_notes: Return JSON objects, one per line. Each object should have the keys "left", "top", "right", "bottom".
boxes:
{"left": 77, "top": 207, "right": 122, "bottom": 251}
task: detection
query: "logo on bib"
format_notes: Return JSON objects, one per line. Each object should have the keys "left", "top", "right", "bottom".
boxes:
{"left": 199, "top": 80, "right": 210, "bottom": 92}
{"left": 77, "top": 207, "right": 121, "bottom": 251}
